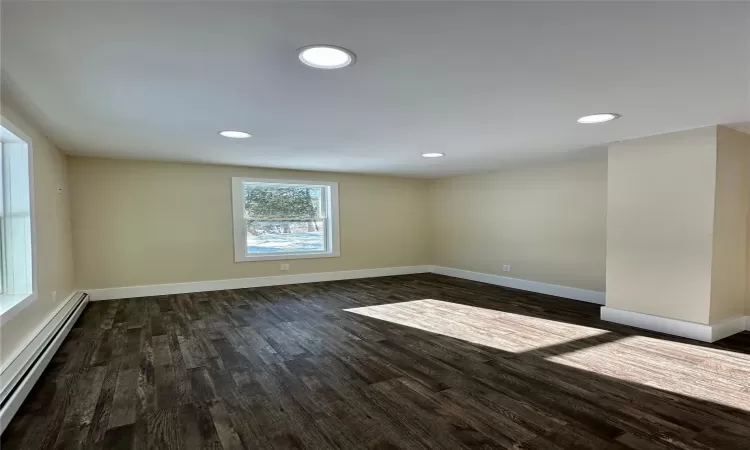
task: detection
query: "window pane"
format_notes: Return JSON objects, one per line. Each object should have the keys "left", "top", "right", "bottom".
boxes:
{"left": 246, "top": 219, "right": 325, "bottom": 254}
{"left": 0, "top": 143, "right": 3, "bottom": 295}
{"left": 232, "top": 178, "right": 338, "bottom": 261}
{"left": 244, "top": 184, "right": 324, "bottom": 220}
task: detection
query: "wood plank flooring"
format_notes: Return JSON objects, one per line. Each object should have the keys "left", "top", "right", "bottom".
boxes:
{"left": 3, "top": 273, "right": 750, "bottom": 449}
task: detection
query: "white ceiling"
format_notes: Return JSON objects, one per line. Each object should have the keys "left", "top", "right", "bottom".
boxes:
{"left": 2, "top": 1, "right": 749, "bottom": 177}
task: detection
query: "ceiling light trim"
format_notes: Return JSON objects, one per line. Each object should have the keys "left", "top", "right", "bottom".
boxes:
{"left": 298, "top": 45, "right": 356, "bottom": 69}
{"left": 219, "top": 130, "right": 252, "bottom": 139}
{"left": 577, "top": 113, "right": 620, "bottom": 124}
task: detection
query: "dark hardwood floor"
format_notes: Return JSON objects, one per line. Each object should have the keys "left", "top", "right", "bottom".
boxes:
{"left": 3, "top": 273, "right": 750, "bottom": 449}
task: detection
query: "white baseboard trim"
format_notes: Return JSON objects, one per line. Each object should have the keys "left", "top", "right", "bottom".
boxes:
{"left": 601, "top": 307, "right": 747, "bottom": 343}
{"left": 429, "top": 266, "right": 605, "bottom": 305}
{"left": 86, "top": 265, "right": 433, "bottom": 301}
{"left": 0, "top": 292, "right": 89, "bottom": 433}
{"left": 711, "top": 316, "right": 749, "bottom": 342}
{"left": 85, "top": 265, "right": 605, "bottom": 304}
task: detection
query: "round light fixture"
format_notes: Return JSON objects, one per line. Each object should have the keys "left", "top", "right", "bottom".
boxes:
{"left": 219, "top": 130, "right": 252, "bottom": 139}
{"left": 298, "top": 45, "right": 355, "bottom": 69}
{"left": 422, "top": 152, "right": 445, "bottom": 158}
{"left": 577, "top": 113, "right": 620, "bottom": 124}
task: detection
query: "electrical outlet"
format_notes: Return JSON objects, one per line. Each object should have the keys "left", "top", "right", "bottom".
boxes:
{"left": 502, "top": 265, "right": 511, "bottom": 272}
{"left": 280, "top": 263, "right": 290, "bottom": 271}
{"left": 51, "top": 291, "right": 57, "bottom": 303}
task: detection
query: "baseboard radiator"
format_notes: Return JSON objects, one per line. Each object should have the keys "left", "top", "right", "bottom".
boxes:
{"left": 0, "top": 292, "right": 89, "bottom": 434}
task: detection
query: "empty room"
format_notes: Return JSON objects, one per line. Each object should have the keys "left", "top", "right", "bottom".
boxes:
{"left": 1, "top": 1, "right": 750, "bottom": 449}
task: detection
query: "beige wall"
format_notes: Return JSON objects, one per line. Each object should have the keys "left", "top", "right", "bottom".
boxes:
{"left": 72, "top": 152, "right": 608, "bottom": 294}
{"left": 0, "top": 98, "right": 75, "bottom": 367}
{"left": 429, "top": 154, "right": 607, "bottom": 292}
{"left": 606, "top": 128, "right": 718, "bottom": 324}
{"left": 710, "top": 126, "right": 749, "bottom": 323}
{"left": 69, "top": 157, "right": 430, "bottom": 289}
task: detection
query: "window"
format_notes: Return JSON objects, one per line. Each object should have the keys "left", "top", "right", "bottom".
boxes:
{"left": 231, "top": 178, "right": 340, "bottom": 262}
{"left": 0, "top": 118, "right": 36, "bottom": 324}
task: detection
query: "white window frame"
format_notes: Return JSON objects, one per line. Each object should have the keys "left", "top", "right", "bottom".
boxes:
{"left": 231, "top": 177, "right": 340, "bottom": 262}
{"left": 0, "top": 115, "right": 37, "bottom": 326}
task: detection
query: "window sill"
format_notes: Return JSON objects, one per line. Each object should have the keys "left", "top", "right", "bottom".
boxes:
{"left": 235, "top": 251, "right": 341, "bottom": 263}
{"left": 0, "top": 292, "right": 37, "bottom": 326}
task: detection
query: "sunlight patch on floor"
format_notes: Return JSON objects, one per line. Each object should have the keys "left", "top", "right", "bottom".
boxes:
{"left": 345, "top": 299, "right": 608, "bottom": 353}
{"left": 545, "top": 334, "right": 750, "bottom": 411}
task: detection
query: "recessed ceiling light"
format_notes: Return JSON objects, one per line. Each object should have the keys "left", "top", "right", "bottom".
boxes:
{"left": 577, "top": 113, "right": 620, "bottom": 124}
{"left": 219, "top": 130, "right": 252, "bottom": 139}
{"left": 422, "top": 152, "right": 445, "bottom": 158}
{"left": 298, "top": 45, "right": 355, "bottom": 69}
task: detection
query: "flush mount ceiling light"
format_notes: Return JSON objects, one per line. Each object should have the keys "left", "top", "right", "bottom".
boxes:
{"left": 219, "top": 130, "right": 252, "bottom": 139}
{"left": 577, "top": 113, "right": 620, "bottom": 124}
{"left": 422, "top": 152, "right": 445, "bottom": 158}
{"left": 298, "top": 45, "right": 355, "bottom": 69}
